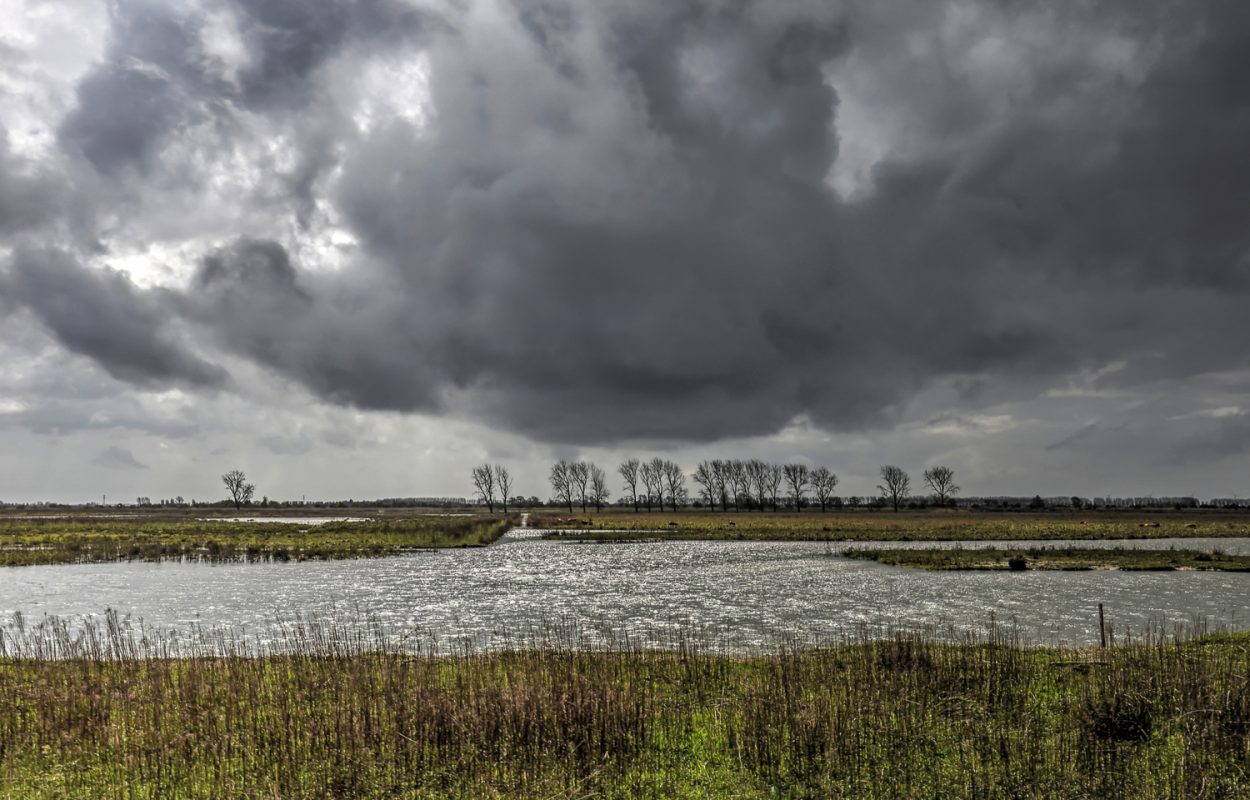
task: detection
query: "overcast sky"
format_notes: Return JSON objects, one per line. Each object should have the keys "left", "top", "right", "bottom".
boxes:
{"left": 1, "top": 0, "right": 1249, "bottom": 504}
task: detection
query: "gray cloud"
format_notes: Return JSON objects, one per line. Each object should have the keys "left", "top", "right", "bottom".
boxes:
{"left": 1, "top": 247, "right": 228, "bottom": 389}
{"left": 5, "top": 0, "right": 1250, "bottom": 458}
{"left": 57, "top": 2, "right": 203, "bottom": 175}
{"left": 91, "top": 444, "right": 149, "bottom": 470}
{"left": 0, "top": 133, "right": 62, "bottom": 236}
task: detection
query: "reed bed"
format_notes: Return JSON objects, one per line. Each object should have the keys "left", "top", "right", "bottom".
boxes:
{"left": 1, "top": 614, "right": 1248, "bottom": 798}
{"left": 0, "top": 515, "right": 513, "bottom": 566}
{"left": 534, "top": 510, "right": 1250, "bottom": 543}
{"left": 846, "top": 545, "right": 1250, "bottom": 571}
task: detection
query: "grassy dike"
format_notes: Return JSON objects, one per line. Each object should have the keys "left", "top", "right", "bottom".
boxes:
{"left": 845, "top": 546, "right": 1250, "bottom": 571}
{"left": 534, "top": 510, "right": 1250, "bottom": 543}
{"left": 0, "top": 515, "right": 514, "bottom": 566}
{"left": 1, "top": 626, "right": 1249, "bottom": 798}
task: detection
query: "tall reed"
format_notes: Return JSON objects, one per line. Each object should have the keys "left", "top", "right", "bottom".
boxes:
{"left": 1, "top": 614, "right": 1247, "bottom": 798}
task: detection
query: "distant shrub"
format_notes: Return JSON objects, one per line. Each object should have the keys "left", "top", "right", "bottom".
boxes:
{"left": 1008, "top": 555, "right": 1028, "bottom": 571}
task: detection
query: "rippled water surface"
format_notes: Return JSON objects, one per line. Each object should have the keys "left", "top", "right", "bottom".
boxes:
{"left": 2, "top": 533, "right": 1248, "bottom": 649}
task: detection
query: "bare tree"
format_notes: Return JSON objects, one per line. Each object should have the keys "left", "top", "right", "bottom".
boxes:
{"left": 746, "top": 459, "right": 768, "bottom": 510}
{"left": 693, "top": 461, "right": 717, "bottom": 509}
{"left": 878, "top": 465, "right": 911, "bottom": 512}
{"left": 641, "top": 457, "right": 665, "bottom": 512}
{"left": 471, "top": 464, "right": 497, "bottom": 512}
{"left": 662, "top": 460, "right": 687, "bottom": 511}
{"left": 569, "top": 461, "right": 591, "bottom": 513}
{"left": 549, "top": 460, "right": 574, "bottom": 512}
{"left": 494, "top": 465, "right": 513, "bottom": 513}
{"left": 221, "top": 470, "right": 255, "bottom": 510}
{"left": 711, "top": 459, "right": 731, "bottom": 511}
{"left": 764, "top": 463, "right": 784, "bottom": 511}
{"left": 810, "top": 467, "right": 839, "bottom": 512}
{"left": 783, "top": 463, "right": 810, "bottom": 511}
{"left": 618, "top": 458, "right": 641, "bottom": 512}
{"left": 923, "top": 466, "right": 960, "bottom": 507}
{"left": 589, "top": 464, "right": 610, "bottom": 512}
{"left": 728, "top": 460, "right": 750, "bottom": 512}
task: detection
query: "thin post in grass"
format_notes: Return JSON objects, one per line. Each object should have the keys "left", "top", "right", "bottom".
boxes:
{"left": 1098, "top": 603, "right": 1107, "bottom": 649}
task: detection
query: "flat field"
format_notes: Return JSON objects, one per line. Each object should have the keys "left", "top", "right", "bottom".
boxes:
{"left": 0, "top": 510, "right": 512, "bottom": 566}
{"left": 533, "top": 509, "right": 1250, "bottom": 542}
{"left": 846, "top": 545, "right": 1250, "bottom": 571}
{"left": 1, "top": 624, "right": 1247, "bottom": 799}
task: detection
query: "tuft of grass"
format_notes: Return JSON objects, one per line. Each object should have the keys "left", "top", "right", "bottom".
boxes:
{"left": 844, "top": 546, "right": 1250, "bottom": 571}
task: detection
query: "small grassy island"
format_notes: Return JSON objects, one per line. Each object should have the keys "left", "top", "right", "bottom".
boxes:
{"left": 844, "top": 546, "right": 1250, "bottom": 571}
{"left": 533, "top": 510, "right": 1250, "bottom": 543}
{"left": 0, "top": 513, "right": 513, "bottom": 566}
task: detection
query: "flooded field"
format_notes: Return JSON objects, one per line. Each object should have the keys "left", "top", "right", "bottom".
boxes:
{"left": 2, "top": 533, "right": 1247, "bottom": 649}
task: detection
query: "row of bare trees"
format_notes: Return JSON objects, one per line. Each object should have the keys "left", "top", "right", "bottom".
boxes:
{"left": 470, "top": 464, "right": 514, "bottom": 513}
{"left": 549, "top": 461, "right": 613, "bottom": 513}
{"left": 681, "top": 459, "right": 839, "bottom": 512}
{"left": 475, "top": 461, "right": 960, "bottom": 513}
{"left": 617, "top": 458, "right": 688, "bottom": 512}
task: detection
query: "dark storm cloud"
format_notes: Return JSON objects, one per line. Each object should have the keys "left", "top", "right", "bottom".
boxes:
{"left": 1167, "top": 413, "right": 1250, "bottom": 465}
{"left": 58, "top": 0, "right": 426, "bottom": 174}
{"left": 181, "top": 238, "right": 443, "bottom": 410}
{"left": 58, "top": 2, "right": 202, "bottom": 174}
{"left": 228, "top": 0, "right": 426, "bottom": 106}
{"left": 0, "top": 248, "right": 228, "bottom": 388}
{"left": 10, "top": 0, "right": 1250, "bottom": 446}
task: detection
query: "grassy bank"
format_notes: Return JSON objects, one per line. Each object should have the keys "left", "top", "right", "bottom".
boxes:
{"left": 1, "top": 622, "right": 1248, "bottom": 798}
{"left": 845, "top": 546, "right": 1250, "bottom": 571}
{"left": 0, "top": 515, "right": 513, "bottom": 566}
{"left": 534, "top": 510, "right": 1250, "bottom": 543}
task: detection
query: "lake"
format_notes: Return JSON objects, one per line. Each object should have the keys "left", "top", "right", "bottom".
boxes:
{"left": 2, "top": 531, "right": 1247, "bottom": 651}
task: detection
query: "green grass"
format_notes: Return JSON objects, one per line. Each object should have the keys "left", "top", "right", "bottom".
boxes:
{"left": 844, "top": 546, "right": 1250, "bottom": 571}
{"left": 534, "top": 509, "right": 1250, "bottom": 543}
{"left": 1, "top": 620, "right": 1249, "bottom": 798}
{"left": 0, "top": 514, "right": 513, "bottom": 566}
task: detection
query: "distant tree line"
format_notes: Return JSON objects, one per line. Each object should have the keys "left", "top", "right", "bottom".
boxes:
{"left": 12, "top": 462, "right": 1246, "bottom": 513}
{"left": 468, "top": 461, "right": 968, "bottom": 513}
